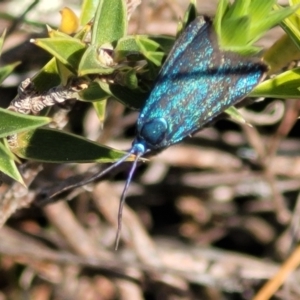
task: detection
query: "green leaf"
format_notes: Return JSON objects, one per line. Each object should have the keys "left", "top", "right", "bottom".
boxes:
{"left": 97, "top": 80, "right": 148, "bottom": 109}
{"left": 78, "top": 81, "right": 109, "bottom": 102}
{"left": 32, "top": 36, "right": 86, "bottom": 73}
{"left": 249, "top": 7, "right": 299, "bottom": 41}
{"left": 80, "top": 0, "right": 99, "bottom": 25}
{"left": 74, "top": 22, "right": 92, "bottom": 41}
{"left": 248, "top": 0, "right": 275, "bottom": 24}
{"left": 226, "top": 0, "right": 251, "bottom": 19}
{"left": 116, "top": 35, "right": 171, "bottom": 66}
{"left": 182, "top": 0, "right": 197, "bottom": 28}
{"left": 251, "top": 68, "right": 300, "bottom": 98}
{"left": 114, "top": 36, "right": 141, "bottom": 61}
{"left": 0, "top": 139, "right": 24, "bottom": 185}
{"left": 32, "top": 58, "right": 61, "bottom": 92}
{"left": 214, "top": 0, "right": 230, "bottom": 38}
{"left": 225, "top": 106, "right": 248, "bottom": 125}
{"left": 56, "top": 59, "right": 74, "bottom": 86}
{"left": 0, "top": 29, "right": 6, "bottom": 55}
{"left": 31, "top": 22, "right": 92, "bottom": 92}
{"left": 136, "top": 36, "right": 165, "bottom": 66}
{"left": 214, "top": 0, "right": 299, "bottom": 54}
{"left": 78, "top": 44, "right": 115, "bottom": 76}
{"left": 220, "top": 16, "right": 250, "bottom": 48}
{"left": 124, "top": 69, "right": 138, "bottom": 89}
{"left": 47, "top": 26, "right": 73, "bottom": 38}
{"left": 136, "top": 36, "right": 162, "bottom": 52}
{"left": 0, "top": 30, "right": 20, "bottom": 84}
{"left": 92, "top": 0, "right": 127, "bottom": 46}
{"left": 13, "top": 128, "right": 129, "bottom": 163}
{"left": 149, "top": 35, "right": 175, "bottom": 53}
{"left": 0, "top": 62, "right": 20, "bottom": 85}
{"left": 0, "top": 108, "right": 51, "bottom": 138}
{"left": 290, "top": 0, "right": 300, "bottom": 6}
{"left": 263, "top": 34, "right": 300, "bottom": 75}
{"left": 93, "top": 99, "right": 107, "bottom": 124}
{"left": 278, "top": 4, "right": 300, "bottom": 51}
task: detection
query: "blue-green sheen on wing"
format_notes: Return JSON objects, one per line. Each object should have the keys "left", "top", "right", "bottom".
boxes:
{"left": 136, "top": 16, "right": 267, "bottom": 151}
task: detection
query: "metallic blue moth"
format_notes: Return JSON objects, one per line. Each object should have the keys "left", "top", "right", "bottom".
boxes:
{"left": 55, "top": 16, "right": 267, "bottom": 247}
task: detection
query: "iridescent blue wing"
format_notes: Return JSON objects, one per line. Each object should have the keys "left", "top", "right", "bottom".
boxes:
{"left": 136, "top": 16, "right": 267, "bottom": 151}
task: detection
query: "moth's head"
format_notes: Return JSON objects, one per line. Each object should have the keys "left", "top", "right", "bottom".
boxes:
{"left": 135, "top": 117, "right": 168, "bottom": 150}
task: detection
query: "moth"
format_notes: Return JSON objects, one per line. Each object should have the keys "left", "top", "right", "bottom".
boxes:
{"left": 52, "top": 16, "right": 267, "bottom": 248}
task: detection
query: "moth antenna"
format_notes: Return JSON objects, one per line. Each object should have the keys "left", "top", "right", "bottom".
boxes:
{"left": 115, "top": 151, "right": 143, "bottom": 250}
{"left": 48, "top": 152, "right": 134, "bottom": 199}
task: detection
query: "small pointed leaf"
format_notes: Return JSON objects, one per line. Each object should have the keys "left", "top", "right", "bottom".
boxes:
{"left": 214, "top": 0, "right": 230, "bottom": 38}
{"left": 32, "top": 37, "right": 86, "bottom": 72}
{"left": 32, "top": 58, "right": 61, "bottom": 92}
{"left": 0, "top": 62, "right": 20, "bottom": 84}
{"left": 278, "top": 4, "right": 300, "bottom": 50}
{"left": 92, "top": 0, "right": 127, "bottom": 46}
{"left": 0, "top": 140, "right": 24, "bottom": 185}
{"left": 182, "top": 0, "right": 197, "bottom": 28}
{"left": 78, "top": 81, "right": 109, "bottom": 102}
{"left": 93, "top": 99, "right": 107, "bottom": 124}
{"left": 78, "top": 44, "right": 115, "bottom": 76}
{"left": 136, "top": 37, "right": 165, "bottom": 66}
{"left": 0, "top": 108, "right": 51, "bottom": 138}
{"left": 97, "top": 80, "right": 148, "bottom": 109}
{"left": 225, "top": 107, "right": 248, "bottom": 125}
{"left": 251, "top": 68, "right": 300, "bottom": 98}
{"left": 114, "top": 36, "right": 140, "bottom": 61}
{"left": 80, "top": 0, "right": 98, "bottom": 25}
{"left": 0, "top": 29, "right": 7, "bottom": 55}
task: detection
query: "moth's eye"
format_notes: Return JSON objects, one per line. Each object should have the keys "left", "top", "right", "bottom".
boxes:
{"left": 140, "top": 118, "right": 168, "bottom": 147}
